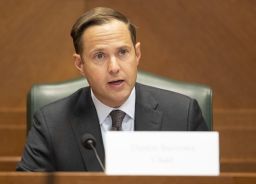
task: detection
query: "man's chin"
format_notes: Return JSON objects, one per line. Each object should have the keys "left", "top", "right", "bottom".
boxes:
{"left": 109, "top": 94, "right": 130, "bottom": 108}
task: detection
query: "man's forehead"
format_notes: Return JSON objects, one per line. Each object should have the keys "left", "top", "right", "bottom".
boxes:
{"left": 82, "top": 20, "right": 133, "bottom": 51}
{"left": 84, "top": 41, "right": 132, "bottom": 53}
{"left": 83, "top": 20, "right": 129, "bottom": 38}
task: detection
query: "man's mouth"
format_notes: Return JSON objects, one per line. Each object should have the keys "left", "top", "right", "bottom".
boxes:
{"left": 108, "top": 80, "right": 124, "bottom": 85}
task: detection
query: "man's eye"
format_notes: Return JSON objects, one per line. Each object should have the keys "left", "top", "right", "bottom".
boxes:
{"left": 95, "top": 52, "right": 105, "bottom": 60}
{"left": 119, "top": 49, "right": 128, "bottom": 56}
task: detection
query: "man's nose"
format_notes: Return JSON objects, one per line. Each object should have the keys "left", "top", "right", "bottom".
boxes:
{"left": 108, "top": 56, "right": 120, "bottom": 74}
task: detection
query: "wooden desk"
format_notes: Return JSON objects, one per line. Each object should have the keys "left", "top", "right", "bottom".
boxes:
{"left": 0, "top": 172, "right": 256, "bottom": 184}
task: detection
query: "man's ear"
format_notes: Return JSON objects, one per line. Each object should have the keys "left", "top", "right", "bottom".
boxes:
{"left": 73, "top": 53, "right": 85, "bottom": 76}
{"left": 135, "top": 42, "right": 141, "bottom": 65}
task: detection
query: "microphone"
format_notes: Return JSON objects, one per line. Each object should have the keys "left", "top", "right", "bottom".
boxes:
{"left": 81, "top": 133, "right": 105, "bottom": 171}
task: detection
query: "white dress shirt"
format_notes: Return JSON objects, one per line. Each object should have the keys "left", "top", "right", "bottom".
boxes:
{"left": 91, "top": 88, "right": 135, "bottom": 146}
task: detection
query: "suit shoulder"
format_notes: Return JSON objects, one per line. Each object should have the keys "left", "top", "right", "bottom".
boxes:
{"left": 136, "top": 83, "right": 192, "bottom": 102}
{"left": 34, "top": 87, "right": 90, "bottom": 120}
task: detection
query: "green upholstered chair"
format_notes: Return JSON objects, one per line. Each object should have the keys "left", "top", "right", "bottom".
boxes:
{"left": 27, "top": 70, "right": 213, "bottom": 132}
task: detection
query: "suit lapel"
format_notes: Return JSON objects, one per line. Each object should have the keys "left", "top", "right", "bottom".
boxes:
{"left": 70, "top": 88, "right": 105, "bottom": 171}
{"left": 135, "top": 83, "right": 163, "bottom": 130}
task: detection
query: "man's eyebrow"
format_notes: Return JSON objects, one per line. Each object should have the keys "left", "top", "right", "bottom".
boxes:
{"left": 89, "top": 48, "right": 105, "bottom": 53}
{"left": 117, "top": 45, "right": 131, "bottom": 49}
{"left": 88, "top": 44, "right": 132, "bottom": 53}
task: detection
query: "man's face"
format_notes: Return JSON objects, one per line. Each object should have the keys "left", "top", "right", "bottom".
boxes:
{"left": 74, "top": 20, "right": 141, "bottom": 107}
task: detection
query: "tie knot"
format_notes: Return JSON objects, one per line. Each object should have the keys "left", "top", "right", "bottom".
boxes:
{"left": 110, "top": 110, "right": 126, "bottom": 131}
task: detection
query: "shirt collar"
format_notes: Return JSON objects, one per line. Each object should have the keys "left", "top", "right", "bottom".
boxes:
{"left": 91, "top": 87, "right": 136, "bottom": 125}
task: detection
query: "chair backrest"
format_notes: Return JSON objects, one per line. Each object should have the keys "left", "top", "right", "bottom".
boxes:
{"left": 27, "top": 71, "right": 212, "bottom": 132}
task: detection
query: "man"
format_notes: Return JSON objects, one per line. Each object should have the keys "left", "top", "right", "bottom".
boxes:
{"left": 17, "top": 7, "right": 208, "bottom": 171}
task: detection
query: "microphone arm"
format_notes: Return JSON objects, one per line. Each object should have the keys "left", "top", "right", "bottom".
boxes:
{"left": 87, "top": 140, "right": 105, "bottom": 171}
{"left": 81, "top": 133, "right": 105, "bottom": 171}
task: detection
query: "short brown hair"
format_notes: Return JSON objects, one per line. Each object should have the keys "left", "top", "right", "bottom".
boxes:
{"left": 70, "top": 7, "right": 137, "bottom": 54}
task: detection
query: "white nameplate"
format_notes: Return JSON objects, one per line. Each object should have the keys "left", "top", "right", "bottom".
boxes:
{"left": 105, "top": 131, "right": 219, "bottom": 176}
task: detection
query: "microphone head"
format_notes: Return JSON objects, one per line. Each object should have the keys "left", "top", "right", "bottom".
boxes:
{"left": 81, "top": 133, "right": 96, "bottom": 150}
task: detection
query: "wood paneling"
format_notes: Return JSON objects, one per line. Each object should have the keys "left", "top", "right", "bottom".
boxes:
{"left": 0, "top": 0, "right": 85, "bottom": 109}
{"left": 0, "top": 157, "right": 20, "bottom": 171}
{"left": 1, "top": 172, "right": 256, "bottom": 184}
{"left": 0, "top": 111, "right": 25, "bottom": 157}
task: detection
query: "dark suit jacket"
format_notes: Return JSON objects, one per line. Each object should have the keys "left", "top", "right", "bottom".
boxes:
{"left": 16, "top": 83, "right": 208, "bottom": 171}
